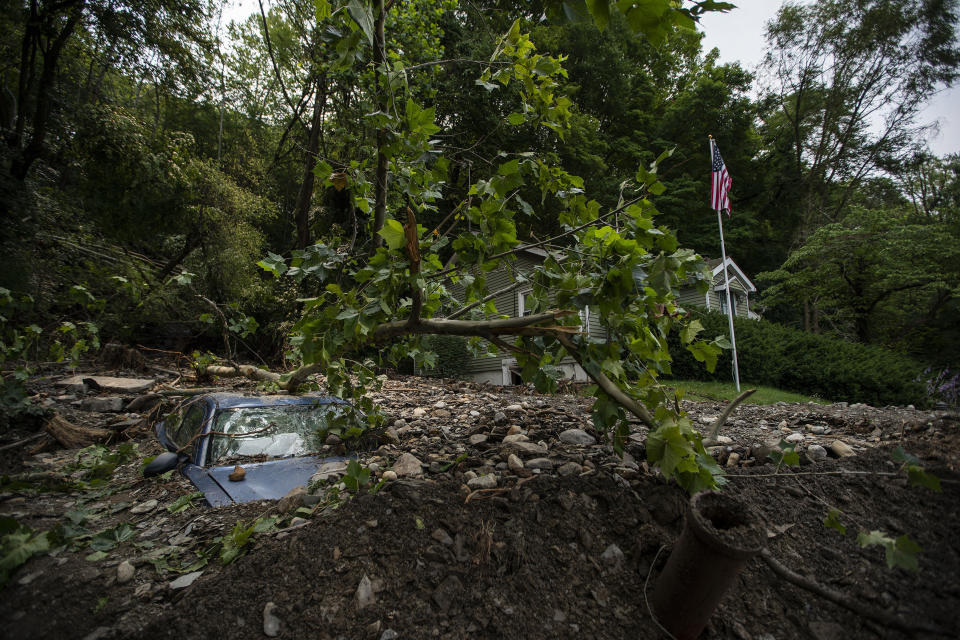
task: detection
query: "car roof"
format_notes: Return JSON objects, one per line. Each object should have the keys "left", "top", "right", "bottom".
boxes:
{"left": 196, "top": 393, "right": 347, "bottom": 411}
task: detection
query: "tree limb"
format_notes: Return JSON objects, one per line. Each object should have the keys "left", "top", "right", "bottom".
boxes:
{"left": 702, "top": 388, "right": 756, "bottom": 446}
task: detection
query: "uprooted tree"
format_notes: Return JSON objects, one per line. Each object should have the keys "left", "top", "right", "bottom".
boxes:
{"left": 219, "top": 1, "right": 737, "bottom": 493}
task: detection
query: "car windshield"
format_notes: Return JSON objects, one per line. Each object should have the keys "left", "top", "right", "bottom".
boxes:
{"left": 207, "top": 403, "right": 344, "bottom": 464}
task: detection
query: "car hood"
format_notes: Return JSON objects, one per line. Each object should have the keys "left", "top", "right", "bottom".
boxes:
{"left": 182, "top": 456, "right": 349, "bottom": 506}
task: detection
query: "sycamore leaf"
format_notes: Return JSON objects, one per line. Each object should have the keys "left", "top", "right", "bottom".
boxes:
{"left": 378, "top": 219, "right": 406, "bottom": 250}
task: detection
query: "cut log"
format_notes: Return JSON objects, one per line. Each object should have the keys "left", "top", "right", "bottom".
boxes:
{"left": 44, "top": 414, "right": 111, "bottom": 449}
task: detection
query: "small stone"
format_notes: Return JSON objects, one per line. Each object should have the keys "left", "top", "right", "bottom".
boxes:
{"left": 785, "top": 432, "right": 805, "bottom": 443}
{"left": 381, "top": 470, "right": 398, "bottom": 482}
{"left": 715, "top": 435, "right": 733, "bottom": 444}
{"left": 502, "top": 433, "right": 529, "bottom": 444}
{"left": 778, "top": 420, "right": 789, "bottom": 430}
{"left": 502, "top": 441, "right": 548, "bottom": 456}
{"left": 432, "top": 575, "right": 463, "bottom": 613}
{"left": 380, "top": 630, "right": 399, "bottom": 640}
{"left": 134, "top": 583, "right": 151, "bottom": 598}
{"left": 463, "top": 470, "right": 477, "bottom": 481}
{"left": 289, "top": 517, "right": 308, "bottom": 528}
{"left": 228, "top": 465, "right": 246, "bottom": 482}
{"left": 80, "top": 396, "right": 125, "bottom": 412}
{"left": 434, "top": 401, "right": 447, "bottom": 409}
{"left": 553, "top": 610, "right": 567, "bottom": 623}
{"left": 412, "top": 408, "right": 427, "bottom": 418}
{"left": 726, "top": 452, "right": 741, "bottom": 467}
{"left": 383, "top": 428, "right": 400, "bottom": 445}
{"left": 356, "top": 574, "right": 376, "bottom": 609}
{"left": 130, "top": 499, "right": 158, "bottom": 515}
{"left": 506, "top": 425, "right": 522, "bottom": 436}
{"left": 600, "top": 543, "right": 624, "bottom": 567}
{"left": 117, "top": 560, "right": 135, "bottom": 584}
{"left": 808, "top": 425, "right": 829, "bottom": 434}
{"left": 431, "top": 528, "right": 454, "bottom": 546}
{"left": 467, "top": 474, "right": 497, "bottom": 490}
{"left": 367, "top": 620, "right": 382, "bottom": 636}
{"left": 393, "top": 452, "right": 423, "bottom": 477}
{"left": 493, "top": 411, "right": 508, "bottom": 425}
{"left": 325, "top": 433, "right": 342, "bottom": 445}
{"left": 263, "top": 602, "right": 281, "bottom": 637}
{"left": 507, "top": 454, "right": 524, "bottom": 473}
{"left": 525, "top": 457, "right": 554, "bottom": 470}
{"left": 559, "top": 429, "right": 596, "bottom": 446}
{"left": 169, "top": 571, "right": 203, "bottom": 590}
{"left": 805, "top": 444, "right": 828, "bottom": 463}
{"left": 557, "top": 462, "right": 582, "bottom": 477}
{"left": 829, "top": 440, "right": 855, "bottom": 458}
{"left": 504, "top": 404, "right": 524, "bottom": 413}
{"left": 275, "top": 486, "right": 306, "bottom": 513}
{"left": 468, "top": 434, "right": 488, "bottom": 446}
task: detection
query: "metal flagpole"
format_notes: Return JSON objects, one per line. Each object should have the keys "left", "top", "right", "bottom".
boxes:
{"left": 710, "top": 136, "right": 740, "bottom": 392}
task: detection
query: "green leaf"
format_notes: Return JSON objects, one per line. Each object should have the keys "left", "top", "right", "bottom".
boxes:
{"left": 89, "top": 523, "right": 134, "bottom": 552}
{"left": 824, "top": 508, "right": 846, "bottom": 536}
{"left": 507, "top": 112, "right": 525, "bottom": 125}
{"left": 257, "top": 252, "right": 288, "bottom": 278}
{"left": 85, "top": 551, "right": 108, "bottom": 562}
{"left": 906, "top": 465, "right": 941, "bottom": 492}
{"left": 585, "top": 0, "right": 610, "bottom": 29}
{"left": 378, "top": 218, "right": 406, "bottom": 250}
{"left": 167, "top": 491, "right": 204, "bottom": 514}
{"left": 347, "top": 0, "right": 375, "bottom": 46}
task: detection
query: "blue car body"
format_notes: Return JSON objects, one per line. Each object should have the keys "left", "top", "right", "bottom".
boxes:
{"left": 155, "top": 393, "right": 351, "bottom": 506}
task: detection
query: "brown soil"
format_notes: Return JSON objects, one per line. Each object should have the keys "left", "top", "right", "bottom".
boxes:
{"left": 1, "top": 368, "right": 958, "bottom": 640}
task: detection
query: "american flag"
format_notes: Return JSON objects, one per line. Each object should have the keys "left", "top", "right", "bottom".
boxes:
{"left": 710, "top": 139, "right": 732, "bottom": 214}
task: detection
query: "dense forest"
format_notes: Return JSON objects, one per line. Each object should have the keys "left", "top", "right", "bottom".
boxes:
{"left": 1, "top": 0, "right": 959, "bottom": 420}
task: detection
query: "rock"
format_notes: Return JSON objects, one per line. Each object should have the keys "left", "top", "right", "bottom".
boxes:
{"left": 383, "top": 427, "right": 401, "bottom": 445}
{"left": 715, "top": 435, "right": 734, "bottom": 445}
{"left": 432, "top": 575, "right": 463, "bottom": 613}
{"left": 807, "top": 425, "right": 829, "bottom": 434}
{"left": 134, "top": 583, "right": 151, "bottom": 598}
{"left": 356, "top": 574, "right": 376, "bottom": 609}
{"left": 325, "top": 433, "right": 342, "bottom": 445}
{"left": 275, "top": 486, "right": 306, "bottom": 513}
{"left": 289, "top": 517, "right": 308, "bottom": 528}
{"left": 778, "top": 420, "right": 789, "bottom": 430}
{"left": 559, "top": 429, "right": 596, "bottom": 446}
{"left": 381, "top": 470, "right": 398, "bottom": 482}
{"left": 80, "top": 397, "right": 125, "bottom": 413}
{"left": 806, "top": 444, "right": 828, "bottom": 462}
{"left": 126, "top": 394, "right": 162, "bottom": 412}
{"left": 59, "top": 375, "right": 156, "bottom": 394}
{"left": 229, "top": 465, "right": 246, "bottom": 482}
{"left": 169, "top": 571, "right": 203, "bottom": 590}
{"left": 431, "top": 528, "right": 454, "bottom": 546}
{"left": 434, "top": 409, "right": 451, "bottom": 419}
{"left": 557, "top": 461, "right": 582, "bottom": 477}
{"left": 263, "top": 602, "right": 281, "bottom": 637}
{"left": 467, "top": 474, "right": 497, "bottom": 490}
{"left": 412, "top": 408, "right": 427, "bottom": 418}
{"left": 129, "top": 499, "right": 158, "bottom": 515}
{"left": 507, "top": 454, "right": 524, "bottom": 473}
{"left": 468, "top": 434, "right": 488, "bottom": 446}
{"left": 380, "top": 630, "right": 399, "bottom": 640}
{"left": 501, "top": 441, "right": 548, "bottom": 456}
{"left": 829, "top": 440, "right": 855, "bottom": 458}
{"left": 311, "top": 459, "right": 348, "bottom": 484}
{"left": 492, "top": 411, "right": 508, "bottom": 425}
{"left": 504, "top": 404, "right": 524, "bottom": 413}
{"left": 600, "top": 543, "right": 624, "bottom": 567}
{"left": 506, "top": 425, "right": 523, "bottom": 436}
{"left": 525, "top": 457, "right": 554, "bottom": 470}
{"left": 434, "top": 401, "right": 447, "bottom": 409}
{"left": 393, "top": 453, "right": 423, "bottom": 477}
{"left": 785, "top": 432, "right": 805, "bottom": 443}
{"left": 501, "top": 433, "right": 529, "bottom": 443}
{"left": 726, "top": 452, "right": 741, "bottom": 468}
{"left": 117, "top": 560, "right": 135, "bottom": 584}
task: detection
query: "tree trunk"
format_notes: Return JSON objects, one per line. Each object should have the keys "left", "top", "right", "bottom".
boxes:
{"left": 292, "top": 77, "right": 326, "bottom": 250}
{"left": 371, "top": 0, "right": 388, "bottom": 248}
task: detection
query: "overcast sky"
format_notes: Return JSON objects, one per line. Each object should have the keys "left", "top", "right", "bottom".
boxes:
{"left": 699, "top": 0, "right": 960, "bottom": 156}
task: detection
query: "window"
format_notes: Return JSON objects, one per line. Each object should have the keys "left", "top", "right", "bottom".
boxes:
{"left": 719, "top": 293, "right": 738, "bottom": 316}
{"left": 579, "top": 306, "right": 590, "bottom": 334}
{"left": 517, "top": 289, "right": 534, "bottom": 316}
{"left": 173, "top": 405, "right": 205, "bottom": 450}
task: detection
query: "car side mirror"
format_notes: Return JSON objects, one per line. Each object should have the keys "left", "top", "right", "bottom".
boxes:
{"left": 143, "top": 451, "right": 183, "bottom": 477}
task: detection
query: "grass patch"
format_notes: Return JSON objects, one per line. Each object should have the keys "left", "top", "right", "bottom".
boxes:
{"left": 667, "top": 380, "right": 826, "bottom": 405}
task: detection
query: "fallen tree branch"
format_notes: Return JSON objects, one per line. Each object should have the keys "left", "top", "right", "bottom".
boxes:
{"left": 0, "top": 433, "right": 45, "bottom": 452}
{"left": 205, "top": 364, "right": 281, "bottom": 384}
{"left": 759, "top": 548, "right": 941, "bottom": 635}
{"left": 702, "top": 388, "right": 757, "bottom": 446}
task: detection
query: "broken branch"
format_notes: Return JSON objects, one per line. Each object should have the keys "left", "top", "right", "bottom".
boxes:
{"left": 702, "top": 388, "right": 757, "bottom": 446}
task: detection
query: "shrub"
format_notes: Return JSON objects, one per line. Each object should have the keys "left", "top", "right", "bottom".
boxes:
{"left": 417, "top": 335, "right": 471, "bottom": 378}
{"left": 668, "top": 310, "right": 927, "bottom": 406}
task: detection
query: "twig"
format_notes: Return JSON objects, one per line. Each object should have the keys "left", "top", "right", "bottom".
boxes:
{"left": 702, "top": 388, "right": 757, "bottom": 445}
{"left": 759, "top": 548, "right": 941, "bottom": 635}
{"left": 464, "top": 475, "right": 536, "bottom": 503}
{"left": 643, "top": 545, "right": 677, "bottom": 640}
{"left": 0, "top": 433, "right": 45, "bottom": 452}
{"left": 176, "top": 423, "right": 276, "bottom": 455}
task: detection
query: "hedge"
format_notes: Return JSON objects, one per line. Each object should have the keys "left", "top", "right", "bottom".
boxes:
{"left": 667, "top": 310, "right": 927, "bottom": 407}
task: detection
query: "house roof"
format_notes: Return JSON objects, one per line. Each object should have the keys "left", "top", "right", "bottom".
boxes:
{"left": 704, "top": 256, "right": 756, "bottom": 293}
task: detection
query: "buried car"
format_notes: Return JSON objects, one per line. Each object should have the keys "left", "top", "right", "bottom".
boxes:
{"left": 146, "top": 393, "right": 358, "bottom": 506}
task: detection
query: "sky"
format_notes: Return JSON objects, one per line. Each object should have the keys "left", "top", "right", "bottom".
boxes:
{"left": 699, "top": 0, "right": 960, "bottom": 157}
{"left": 224, "top": 0, "right": 959, "bottom": 156}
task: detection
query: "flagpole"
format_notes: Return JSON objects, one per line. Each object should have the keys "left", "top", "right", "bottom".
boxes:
{"left": 710, "top": 136, "right": 741, "bottom": 392}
